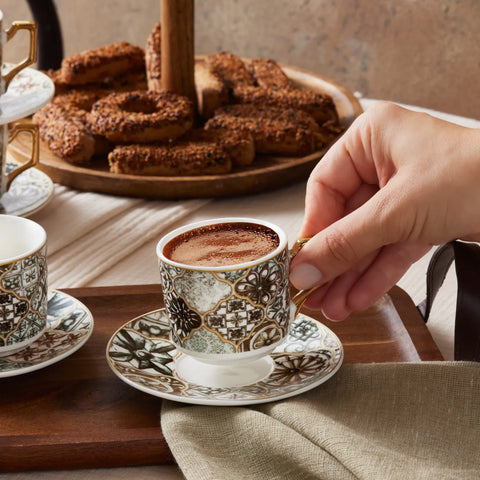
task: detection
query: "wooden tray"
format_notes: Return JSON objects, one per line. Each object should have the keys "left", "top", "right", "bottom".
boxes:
{"left": 8, "top": 62, "right": 363, "bottom": 199}
{"left": 0, "top": 284, "right": 442, "bottom": 472}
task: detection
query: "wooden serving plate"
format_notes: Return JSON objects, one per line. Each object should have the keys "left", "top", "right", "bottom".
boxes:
{"left": 8, "top": 61, "right": 363, "bottom": 199}
{"left": 0, "top": 284, "right": 441, "bottom": 472}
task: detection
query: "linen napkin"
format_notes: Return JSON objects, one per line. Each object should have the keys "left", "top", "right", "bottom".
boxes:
{"left": 161, "top": 361, "right": 480, "bottom": 480}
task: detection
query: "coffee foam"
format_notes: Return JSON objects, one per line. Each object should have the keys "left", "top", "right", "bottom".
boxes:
{"left": 163, "top": 222, "right": 279, "bottom": 267}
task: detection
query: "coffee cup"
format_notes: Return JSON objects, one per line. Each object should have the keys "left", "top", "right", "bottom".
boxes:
{"left": 0, "top": 214, "right": 47, "bottom": 356}
{"left": 156, "top": 217, "right": 313, "bottom": 375}
{"left": 0, "top": 10, "right": 37, "bottom": 95}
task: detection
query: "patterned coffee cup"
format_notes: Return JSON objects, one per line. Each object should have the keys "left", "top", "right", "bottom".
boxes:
{"left": 157, "top": 218, "right": 293, "bottom": 364}
{"left": 0, "top": 215, "right": 47, "bottom": 356}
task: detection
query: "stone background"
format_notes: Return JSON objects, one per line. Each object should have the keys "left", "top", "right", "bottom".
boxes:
{"left": 2, "top": 0, "right": 479, "bottom": 117}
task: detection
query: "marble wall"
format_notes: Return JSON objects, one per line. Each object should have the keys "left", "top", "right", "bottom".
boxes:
{"left": 2, "top": 0, "right": 479, "bottom": 118}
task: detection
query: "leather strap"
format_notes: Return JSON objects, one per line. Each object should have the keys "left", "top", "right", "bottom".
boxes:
{"left": 417, "top": 241, "right": 480, "bottom": 361}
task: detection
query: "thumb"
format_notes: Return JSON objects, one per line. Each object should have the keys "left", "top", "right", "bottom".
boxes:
{"left": 290, "top": 189, "right": 401, "bottom": 290}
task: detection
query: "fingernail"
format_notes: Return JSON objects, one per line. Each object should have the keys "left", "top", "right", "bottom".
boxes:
{"left": 321, "top": 309, "right": 345, "bottom": 322}
{"left": 290, "top": 263, "right": 323, "bottom": 290}
{"left": 321, "top": 309, "right": 337, "bottom": 321}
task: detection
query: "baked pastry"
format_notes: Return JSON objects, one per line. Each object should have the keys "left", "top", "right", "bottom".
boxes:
{"left": 33, "top": 102, "right": 96, "bottom": 164}
{"left": 249, "top": 58, "right": 292, "bottom": 89}
{"left": 51, "top": 89, "right": 112, "bottom": 155}
{"left": 186, "top": 128, "right": 255, "bottom": 166}
{"left": 204, "top": 53, "right": 338, "bottom": 124}
{"left": 204, "top": 51, "right": 255, "bottom": 90}
{"left": 145, "top": 22, "right": 162, "bottom": 91}
{"left": 232, "top": 85, "right": 338, "bottom": 124}
{"left": 109, "top": 70, "right": 148, "bottom": 92}
{"left": 108, "top": 141, "right": 232, "bottom": 176}
{"left": 42, "top": 67, "right": 147, "bottom": 95}
{"left": 36, "top": 36, "right": 343, "bottom": 176}
{"left": 59, "top": 42, "right": 145, "bottom": 86}
{"left": 206, "top": 104, "right": 320, "bottom": 156}
{"left": 90, "top": 90, "right": 194, "bottom": 143}
{"left": 194, "top": 61, "right": 229, "bottom": 119}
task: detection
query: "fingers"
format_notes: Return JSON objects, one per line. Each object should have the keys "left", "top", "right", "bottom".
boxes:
{"left": 292, "top": 103, "right": 415, "bottom": 293}
{"left": 299, "top": 103, "right": 396, "bottom": 239}
{"left": 302, "top": 241, "right": 431, "bottom": 320}
{"left": 299, "top": 118, "right": 377, "bottom": 237}
{"left": 303, "top": 250, "right": 377, "bottom": 319}
{"left": 345, "top": 241, "right": 431, "bottom": 313}
{"left": 291, "top": 179, "right": 403, "bottom": 291}
{"left": 291, "top": 102, "right": 480, "bottom": 320}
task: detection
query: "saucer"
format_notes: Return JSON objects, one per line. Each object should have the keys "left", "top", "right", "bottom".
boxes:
{"left": 106, "top": 308, "right": 343, "bottom": 406}
{"left": 0, "top": 289, "right": 94, "bottom": 378}
{"left": 1, "top": 159, "right": 54, "bottom": 216}
{"left": 0, "top": 64, "right": 54, "bottom": 124}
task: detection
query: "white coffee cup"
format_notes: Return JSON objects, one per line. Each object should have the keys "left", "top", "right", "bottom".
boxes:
{"left": 0, "top": 214, "right": 47, "bottom": 356}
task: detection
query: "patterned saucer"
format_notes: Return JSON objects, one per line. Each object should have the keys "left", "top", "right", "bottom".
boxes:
{"left": 0, "top": 64, "right": 54, "bottom": 125}
{"left": 0, "top": 289, "right": 94, "bottom": 378}
{"left": 1, "top": 160, "right": 54, "bottom": 217}
{"left": 106, "top": 308, "right": 343, "bottom": 406}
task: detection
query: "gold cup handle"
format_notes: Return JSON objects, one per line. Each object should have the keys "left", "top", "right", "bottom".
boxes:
{"left": 290, "top": 237, "right": 319, "bottom": 316}
{"left": 6, "top": 122, "right": 39, "bottom": 190}
{"left": 4, "top": 21, "right": 38, "bottom": 90}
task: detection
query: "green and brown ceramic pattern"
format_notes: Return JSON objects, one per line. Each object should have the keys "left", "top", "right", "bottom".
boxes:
{"left": 160, "top": 248, "right": 291, "bottom": 355}
{"left": 0, "top": 245, "right": 47, "bottom": 349}
{"left": 0, "top": 289, "right": 93, "bottom": 377}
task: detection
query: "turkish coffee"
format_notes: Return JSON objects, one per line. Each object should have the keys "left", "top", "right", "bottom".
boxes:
{"left": 163, "top": 222, "right": 280, "bottom": 267}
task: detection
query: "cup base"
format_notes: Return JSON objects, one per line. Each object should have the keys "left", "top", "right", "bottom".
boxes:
{"left": 175, "top": 335, "right": 287, "bottom": 366}
{"left": 0, "top": 327, "right": 46, "bottom": 357}
{"left": 175, "top": 353, "right": 275, "bottom": 388}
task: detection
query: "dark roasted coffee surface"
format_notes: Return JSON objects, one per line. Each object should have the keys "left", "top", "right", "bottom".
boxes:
{"left": 163, "top": 222, "right": 279, "bottom": 266}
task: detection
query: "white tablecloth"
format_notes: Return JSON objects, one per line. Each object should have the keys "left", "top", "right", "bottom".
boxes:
{"left": 2, "top": 99, "right": 479, "bottom": 480}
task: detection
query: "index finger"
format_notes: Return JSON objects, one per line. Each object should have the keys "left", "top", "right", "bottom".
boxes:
{"left": 299, "top": 113, "right": 386, "bottom": 238}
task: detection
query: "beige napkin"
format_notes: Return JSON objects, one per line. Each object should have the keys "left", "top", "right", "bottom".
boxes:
{"left": 161, "top": 362, "right": 480, "bottom": 480}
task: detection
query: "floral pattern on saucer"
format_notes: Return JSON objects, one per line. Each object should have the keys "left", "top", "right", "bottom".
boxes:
{"left": 1, "top": 160, "right": 54, "bottom": 217}
{"left": 107, "top": 309, "right": 343, "bottom": 406}
{"left": 0, "top": 290, "right": 94, "bottom": 377}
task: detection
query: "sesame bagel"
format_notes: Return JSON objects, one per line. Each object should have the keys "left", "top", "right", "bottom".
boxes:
{"left": 90, "top": 90, "right": 194, "bottom": 143}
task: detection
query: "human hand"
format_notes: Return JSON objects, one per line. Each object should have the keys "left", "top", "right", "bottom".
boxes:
{"left": 289, "top": 102, "right": 480, "bottom": 320}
